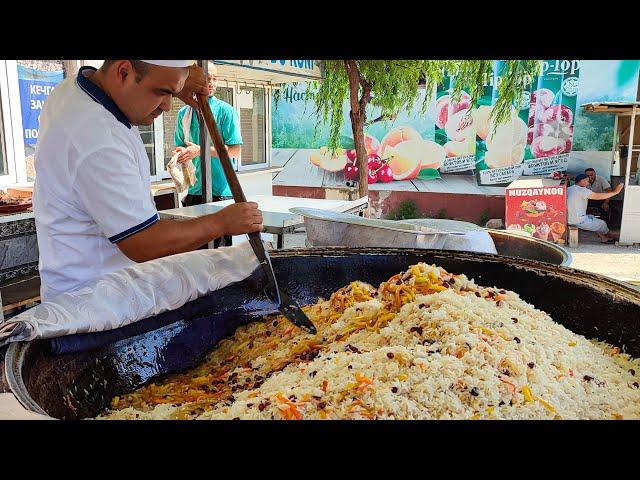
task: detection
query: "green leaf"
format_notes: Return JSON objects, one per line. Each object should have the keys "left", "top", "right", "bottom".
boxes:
{"left": 434, "top": 129, "right": 448, "bottom": 145}
{"left": 524, "top": 145, "right": 534, "bottom": 160}
{"left": 416, "top": 168, "right": 441, "bottom": 180}
{"left": 339, "top": 135, "right": 355, "bottom": 150}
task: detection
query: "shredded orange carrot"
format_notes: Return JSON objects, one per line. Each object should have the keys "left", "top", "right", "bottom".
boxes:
{"left": 355, "top": 372, "right": 374, "bottom": 391}
{"left": 395, "top": 287, "right": 402, "bottom": 308}
{"left": 499, "top": 376, "right": 517, "bottom": 394}
{"left": 276, "top": 393, "right": 305, "bottom": 420}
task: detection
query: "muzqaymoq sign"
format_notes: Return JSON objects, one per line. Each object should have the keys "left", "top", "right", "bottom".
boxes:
{"left": 505, "top": 178, "right": 567, "bottom": 244}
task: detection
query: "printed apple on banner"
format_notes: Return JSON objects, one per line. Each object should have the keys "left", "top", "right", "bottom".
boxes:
{"left": 309, "top": 128, "right": 444, "bottom": 185}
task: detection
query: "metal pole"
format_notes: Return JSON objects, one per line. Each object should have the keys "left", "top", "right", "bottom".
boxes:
{"left": 625, "top": 106, "right": 636, "bottom": 188}
{"left": 618, "top": 105, "right": 637, "bottom": 245}
{"left": 197, "top": 60, "right": 213, "bottom": 205}
{"left": 612, "top": 114, "right": 619, "bottom": 178}
{"left": 197, "top": 60, "right": 214, "bottom": 249}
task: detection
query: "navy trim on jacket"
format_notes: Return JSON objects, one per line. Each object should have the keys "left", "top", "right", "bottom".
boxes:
{"left": 76, "top": 66, "right": 132, "bottom": 129}
{"left": 108, "top": 214, "right": 160, "bottom": 244}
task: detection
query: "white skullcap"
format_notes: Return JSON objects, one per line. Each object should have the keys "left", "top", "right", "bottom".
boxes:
{"left": 140, "top": 60, "right": 195, "bottom": 68}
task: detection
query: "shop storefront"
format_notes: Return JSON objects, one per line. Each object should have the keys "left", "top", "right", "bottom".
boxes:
{"left": 581, "top": 101, "right": 640, "bottom": 245}
{"left": 0, "top": 59, "right": 321, "bottom": 194}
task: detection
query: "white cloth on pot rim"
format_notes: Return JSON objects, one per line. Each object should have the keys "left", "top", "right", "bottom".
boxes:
{"left": 0, "top": 242, "right": 259, "bottom": 345}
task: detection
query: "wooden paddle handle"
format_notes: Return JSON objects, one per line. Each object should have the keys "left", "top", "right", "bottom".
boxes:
{"left": 196, "top": 94, "right": 247, "bottom": 204}
{"left": 195, "top": 94, "right": 273, "bottom": 283}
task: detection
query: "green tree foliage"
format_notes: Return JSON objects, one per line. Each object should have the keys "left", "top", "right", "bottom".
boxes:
{"left": 386, "top": 200, "right": 423, "bottom": 220}
{"left": 573, "top": 113, "right": 614, "bottom": 152}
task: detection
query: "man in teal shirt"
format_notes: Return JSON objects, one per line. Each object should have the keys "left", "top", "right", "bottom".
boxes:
{"left": 174, "top": 61, "right": 242, "bottom": 207}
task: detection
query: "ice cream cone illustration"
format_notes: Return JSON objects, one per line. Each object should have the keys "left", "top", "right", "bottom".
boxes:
{"left": 550, "top": 222, "right": 566, "bottom": 242}
{"left": 536, "top": 222, "right": 551, "bottom": 241}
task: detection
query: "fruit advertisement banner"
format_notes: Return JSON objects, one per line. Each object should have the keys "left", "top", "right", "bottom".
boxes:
{"left": 476, "top": 60, "right": 580, "bottom": 185}
{"left": 434, "top": 75, "right": 476, "bottom": 173}
{"left": 278, "top": 86, "right": 444, "bottom": 186}
{"left": 474, "top": 61, "right": 527, "bottom": 185}
{"left": 524, "top": 60, "right": 580, "bottom": 175}
{"left": 505, "top": 180, "right": 567, "bottom": 244}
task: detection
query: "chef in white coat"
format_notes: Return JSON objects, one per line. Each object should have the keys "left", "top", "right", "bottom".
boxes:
{"left": 33, "top": 60, "right": 262, "bottom": 301}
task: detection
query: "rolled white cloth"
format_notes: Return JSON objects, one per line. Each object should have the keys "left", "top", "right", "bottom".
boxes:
{"left": 0, "top": 242, "right": 259, "bottom": 345}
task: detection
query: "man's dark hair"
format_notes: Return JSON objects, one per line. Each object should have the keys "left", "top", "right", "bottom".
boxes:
{"left": 585, "top": 168, "right": 596, "bottom": 173}
{"left": 100, "top": 60, "right": 150, "bottom": 82}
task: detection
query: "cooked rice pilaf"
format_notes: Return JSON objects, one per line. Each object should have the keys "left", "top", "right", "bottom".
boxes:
{"left": 98, "top": 263, "right": 640, "bottom": 420}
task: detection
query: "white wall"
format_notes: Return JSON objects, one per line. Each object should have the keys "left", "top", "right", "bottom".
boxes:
{"left": 568, "top": 151, "right": 614, "bottom": 180}
{"left": 238, "top": 170, "right": 273, "bottom": 196}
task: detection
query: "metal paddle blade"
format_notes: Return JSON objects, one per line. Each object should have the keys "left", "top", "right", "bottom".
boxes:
{"left": 252, "top": 236, "right": 316, "bottom": 334}
{"left": 277, "top": 289, "right": 317, "bottom": 335}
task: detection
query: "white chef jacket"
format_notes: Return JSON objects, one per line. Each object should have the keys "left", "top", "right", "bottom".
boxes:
{"left": 33, "top": 66, "right": 159, "bottom": 301}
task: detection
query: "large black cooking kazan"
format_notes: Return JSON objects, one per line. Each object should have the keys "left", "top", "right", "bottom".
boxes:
{"left": 4, "top": 247, "right": 640, "bottom": 419}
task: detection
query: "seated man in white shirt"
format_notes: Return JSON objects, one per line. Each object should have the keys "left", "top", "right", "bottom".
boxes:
{"left": 585, "top": 167, "right": 613, "bottom": 218}
{"left": 567, "top": 173, "right": 623, "bottom": 244}
{"left": 33, "top": 60, "right": 263, "bottom": 301}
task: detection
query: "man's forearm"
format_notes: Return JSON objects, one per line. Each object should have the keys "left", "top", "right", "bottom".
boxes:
{"left": 117, "top": 217, "right": 224, "bottom": 263}
{"left": 209, "top": 144, "right": 241, "bottom": 158}
{"left": 590, "top": 191, "right": 620, "bottom": 200}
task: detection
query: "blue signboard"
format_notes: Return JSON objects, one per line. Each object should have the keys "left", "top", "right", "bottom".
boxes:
{"left": 17, "top": 64, "right": 64, "bottom": 145}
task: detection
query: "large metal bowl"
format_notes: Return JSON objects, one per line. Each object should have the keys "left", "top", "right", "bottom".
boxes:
{"left": 292, "top": 208, "right": 450, "bottom": 250}
{"left": 4, "top": 248, "right": 637, "bottom": 419}
{"left": 296, "top": 210, "right": 571, "bottom": 266}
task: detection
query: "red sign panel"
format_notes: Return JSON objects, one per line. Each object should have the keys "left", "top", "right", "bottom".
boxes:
{"left": 505, "top": 183, "right": 567, "bottom": 244}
